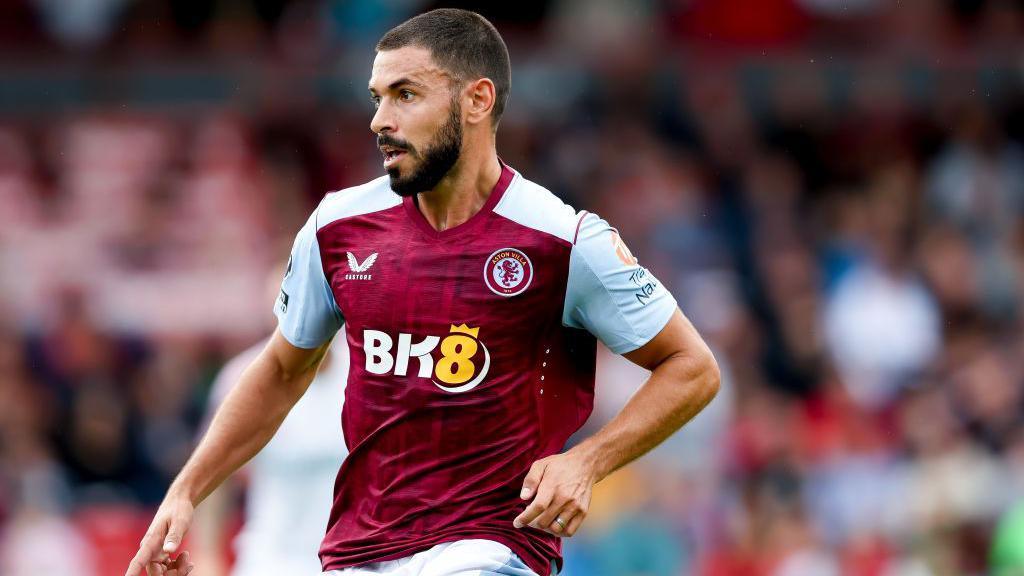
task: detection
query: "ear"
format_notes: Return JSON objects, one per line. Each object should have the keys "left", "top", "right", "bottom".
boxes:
{"left": 464, "top": 78, "right": 497, "bottom": 128}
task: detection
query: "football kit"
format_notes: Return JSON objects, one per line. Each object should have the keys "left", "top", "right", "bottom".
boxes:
{"left": 276, "top": 163, "right": 677, "bottom": 576}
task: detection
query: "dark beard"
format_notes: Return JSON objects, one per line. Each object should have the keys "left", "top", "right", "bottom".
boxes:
{"left": 384, "top": 101, "right": 463, "bottom": 197}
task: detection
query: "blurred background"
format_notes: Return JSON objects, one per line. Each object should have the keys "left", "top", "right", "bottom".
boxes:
{"left": 1, "top": 1, "right": 1023, "bottom": 575}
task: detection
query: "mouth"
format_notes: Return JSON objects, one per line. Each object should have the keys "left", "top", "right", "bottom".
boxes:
{"left": 380, "top": 146, "right": 408, "bottom": 168}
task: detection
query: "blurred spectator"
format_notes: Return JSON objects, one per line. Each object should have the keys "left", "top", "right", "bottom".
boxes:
{"left": 0, "top": 2, "right": 1022, "bottom": 575}
{"left": 824, "top": 164, "right": 941, "bottom": 409}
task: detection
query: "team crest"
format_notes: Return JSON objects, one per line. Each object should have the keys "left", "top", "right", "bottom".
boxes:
{"left": 484, "top": 248, "right": 533, "bottom": 297}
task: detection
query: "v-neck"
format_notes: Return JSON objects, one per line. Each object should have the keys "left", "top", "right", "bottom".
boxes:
{"left": 402, "top": 161, "right": 516, "bottom": 240}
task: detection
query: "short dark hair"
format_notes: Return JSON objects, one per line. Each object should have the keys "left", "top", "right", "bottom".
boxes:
{"left": 376, "top": 9, "right": 511, "bottom": 128}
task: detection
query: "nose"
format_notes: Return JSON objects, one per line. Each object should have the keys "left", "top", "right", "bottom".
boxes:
{"left": 370, "top": 99, "right": 396, "bottom": 135}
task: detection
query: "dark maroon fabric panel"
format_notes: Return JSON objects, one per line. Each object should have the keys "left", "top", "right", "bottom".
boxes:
{"left": 314, "top": 166, "right": 594, "bottom": 576}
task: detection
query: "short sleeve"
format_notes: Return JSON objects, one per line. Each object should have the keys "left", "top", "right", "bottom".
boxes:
{"left": 562, "top": 213, "right": 677, "bottom": 354}
{"left": 274, "top": 208, "right": 344, "bottom": 349}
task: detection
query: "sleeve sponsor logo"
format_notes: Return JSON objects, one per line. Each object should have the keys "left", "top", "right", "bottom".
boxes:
{"left": 277, "top": 289, "right": 290, "bottom": 313}
{"left": 611, "top": 231, "right": 638, "bottom": 266}
{"left": 629, "top": 268, "right": 659, "bottom": 306}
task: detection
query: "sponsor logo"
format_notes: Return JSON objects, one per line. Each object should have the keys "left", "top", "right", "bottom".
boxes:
{"left": 277, "top": 289, "right": 290, "bottom": 313}
{"left": 611, "top": 231, "right": 637, "bottom": 266}
{"left": 629, "top": 268, "right": 659, "bottom": 306}
{"left": 483, "top": 248, "right": 533, "bottom": 297}
{"left": 284, "top": 254, "right": 293, "bottom": 278}
{"left": 346, "top": 251, "right": 378, "bottom": 280}
{"left": 363, "top": 324, "right": 490, "bottom": 393}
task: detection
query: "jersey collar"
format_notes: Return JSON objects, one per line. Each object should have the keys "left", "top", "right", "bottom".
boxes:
{"left": 402, "top": 160, "right": 516, "bottom": 240}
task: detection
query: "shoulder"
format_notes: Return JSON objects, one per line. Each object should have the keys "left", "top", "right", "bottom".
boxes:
{"left": 493, "top": 171, "right": 588, "bottom": 245}
{"left": 316, "top": 175, "right": 400, "bottom": 230}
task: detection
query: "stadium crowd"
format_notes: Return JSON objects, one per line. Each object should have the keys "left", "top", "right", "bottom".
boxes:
{"left": 1, "top": 1, "right": 1023, "bottom": 575}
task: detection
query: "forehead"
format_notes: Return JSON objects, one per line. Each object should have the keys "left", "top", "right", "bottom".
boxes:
{"left": 369, "top": 46, "right": 452, "bottom": 91}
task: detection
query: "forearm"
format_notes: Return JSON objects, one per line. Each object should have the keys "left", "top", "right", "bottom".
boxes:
{"left": 573, "top": 345, "right": 720, "bottom": 482}
{"left": 169, "top": 342, "right": 325, "bottom": 506}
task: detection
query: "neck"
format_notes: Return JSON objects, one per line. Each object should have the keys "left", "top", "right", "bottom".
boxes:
{"left": 415, "top": 145, "right": 502, "bottom": 232}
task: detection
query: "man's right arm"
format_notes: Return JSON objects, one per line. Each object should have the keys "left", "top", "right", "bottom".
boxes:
{"left": 125, "top": 329, "right": 331, "bottom": 576}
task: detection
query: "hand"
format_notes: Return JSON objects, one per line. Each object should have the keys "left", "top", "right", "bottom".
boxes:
{"left": 143, "top": 551, "right": 194, "bottom": 576}
{"left": 512, "top": 450, "right": 596, "bottom": 538}
{"left": 126, "top": 494, "right": 195, "bottom": 576}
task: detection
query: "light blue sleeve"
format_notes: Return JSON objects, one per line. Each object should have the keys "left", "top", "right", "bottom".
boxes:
{"left": 274, "top": 208, "right": 344, "bottom": 349}
{"left": 562, "top": 213, "right": 678, "bottom": 354}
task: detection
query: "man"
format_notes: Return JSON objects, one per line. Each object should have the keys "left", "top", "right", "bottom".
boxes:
{"left": 190, "top": 318, "right": 348, "bottom": 574}
{"left": 126, "top": 9, "right": 719, "bottom": 576}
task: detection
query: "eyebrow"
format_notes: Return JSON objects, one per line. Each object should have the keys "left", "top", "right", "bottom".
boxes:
{"left": 368, "top": 78, "right": 426, "bottom": 94}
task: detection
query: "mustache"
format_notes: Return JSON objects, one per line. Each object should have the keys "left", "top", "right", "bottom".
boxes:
{"left": 377, "top": 134, "right": 415, "bottom": 154}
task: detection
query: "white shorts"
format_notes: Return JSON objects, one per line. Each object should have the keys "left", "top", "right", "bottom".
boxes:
{"left": 322, "top": 539, "right": 540, "bottom": 576}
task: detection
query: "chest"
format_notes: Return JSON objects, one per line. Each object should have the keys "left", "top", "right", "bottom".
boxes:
{"left": 319, "top": 214, "right": 571, "bottom": 336}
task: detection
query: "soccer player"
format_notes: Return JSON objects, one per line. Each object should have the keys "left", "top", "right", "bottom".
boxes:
{"left": 126, "top": 9, "right": 720, "bottom": 576}
{"left": 191, "top": 331, "right": 348, "bottom": 576}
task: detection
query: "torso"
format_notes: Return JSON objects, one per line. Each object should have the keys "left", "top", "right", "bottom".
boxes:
{"left": 315, "top": 165, "right": 595, "bottom": 576}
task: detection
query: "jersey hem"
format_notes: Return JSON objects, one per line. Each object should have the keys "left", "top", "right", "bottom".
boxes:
{"left": 275, "top": 322, "right": 330, "bottom": 350}
{"left": 606, "top": 298, "right": 676, "bottom": 355}
{"left": 320, "top": 532, "right": 558, "bottom": 576}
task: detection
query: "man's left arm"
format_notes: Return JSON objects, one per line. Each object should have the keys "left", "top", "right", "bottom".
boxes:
{"left": 513, "top": 308, "right": 719, "bottom": 536}
{"left": 513, "top": 212, "right": 720, "bottom": 537}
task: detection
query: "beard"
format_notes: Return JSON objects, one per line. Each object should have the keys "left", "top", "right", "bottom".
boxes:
{"left": 380, "top": 100, "right": 463, "bottom": 198}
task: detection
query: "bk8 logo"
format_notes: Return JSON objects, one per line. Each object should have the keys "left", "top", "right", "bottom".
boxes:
{"left": 363, "top": 324, "right": 491, "bottom": 393}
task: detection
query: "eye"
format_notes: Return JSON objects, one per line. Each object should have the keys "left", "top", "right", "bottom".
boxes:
{"left": 371, "top": 95, "right": 381, "bottom": 109}
{"left": 399, "top": 89, "right": 415, "bottom": 102}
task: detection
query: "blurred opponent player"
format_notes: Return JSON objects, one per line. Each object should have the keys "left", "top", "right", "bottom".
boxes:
{"left": 127, "top": 8, "right": 720, "bottom": 576}
{"left": 190, "top": 303, "right": 348, "bottom": 576}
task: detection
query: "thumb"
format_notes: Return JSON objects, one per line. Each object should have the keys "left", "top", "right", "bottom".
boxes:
{"left": 163, "top": 518, "right": 187, "bottom": 554}
{"left": 520, "top": 460, "right": 547, "bottom": 500}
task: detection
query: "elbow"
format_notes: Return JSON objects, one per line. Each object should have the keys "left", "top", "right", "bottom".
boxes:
{"left": 697, "top": 346, "right": 721, "bottom": 406}
{"left": 684, "top": 342, "right": 724, "bottom": 405}
{"left": 660, "top": 342, "right": 721, "bottom": 408}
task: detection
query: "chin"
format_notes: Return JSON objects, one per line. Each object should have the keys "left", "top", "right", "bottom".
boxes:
{"left": 387, "top": 172, "right": 419, "bottom": 197}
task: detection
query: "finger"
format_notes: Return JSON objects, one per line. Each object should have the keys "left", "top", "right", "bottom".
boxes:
{"left": 162, "top": 551, "right": 189, "bottom": 576}
{"left": 126, "top": 554, "right": 146, "bottom": 576}
{"left": 513, "top": 486, "right": 553, "bottom": 528}
{"left": 542, "top": 504, "right": 578, "bottom": 535}
{"left": 174, "top": 551, "right": 191, "bottom": 572}
{"left": 532, "top": 496, "right": 574, "bottom": 530}
{"left": 563, "top": 512, "right": 585, "bottom": 537}
{"left": 520, "top": 460, "right": 548, "bottom": 500}
{"left": 127, "top": 536, "right": 161, "bottom": 576}
{"left": 163, "top": 517, "right": 188, "bottom": 555}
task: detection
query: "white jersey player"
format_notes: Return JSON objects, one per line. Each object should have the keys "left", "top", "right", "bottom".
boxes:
{"left": 192, "top": 334, "right": 348, "bottom": 576}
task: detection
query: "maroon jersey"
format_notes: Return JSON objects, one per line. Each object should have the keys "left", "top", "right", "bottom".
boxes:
{"left": 275, "top": 164, "right": 677, "bottom": 575}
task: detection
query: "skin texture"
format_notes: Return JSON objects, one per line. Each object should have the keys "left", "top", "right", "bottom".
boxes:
{"left": 124, "top": 331, "right": 330, "bottom": 576}
{"left": 125, "top": 45, "right": 720, "bottom": 575}
{"left": 369, "top": 46, "right": 503, "bottom": 232}
{"left": 511, "top": 309, "right": 719, "bottom": 537}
